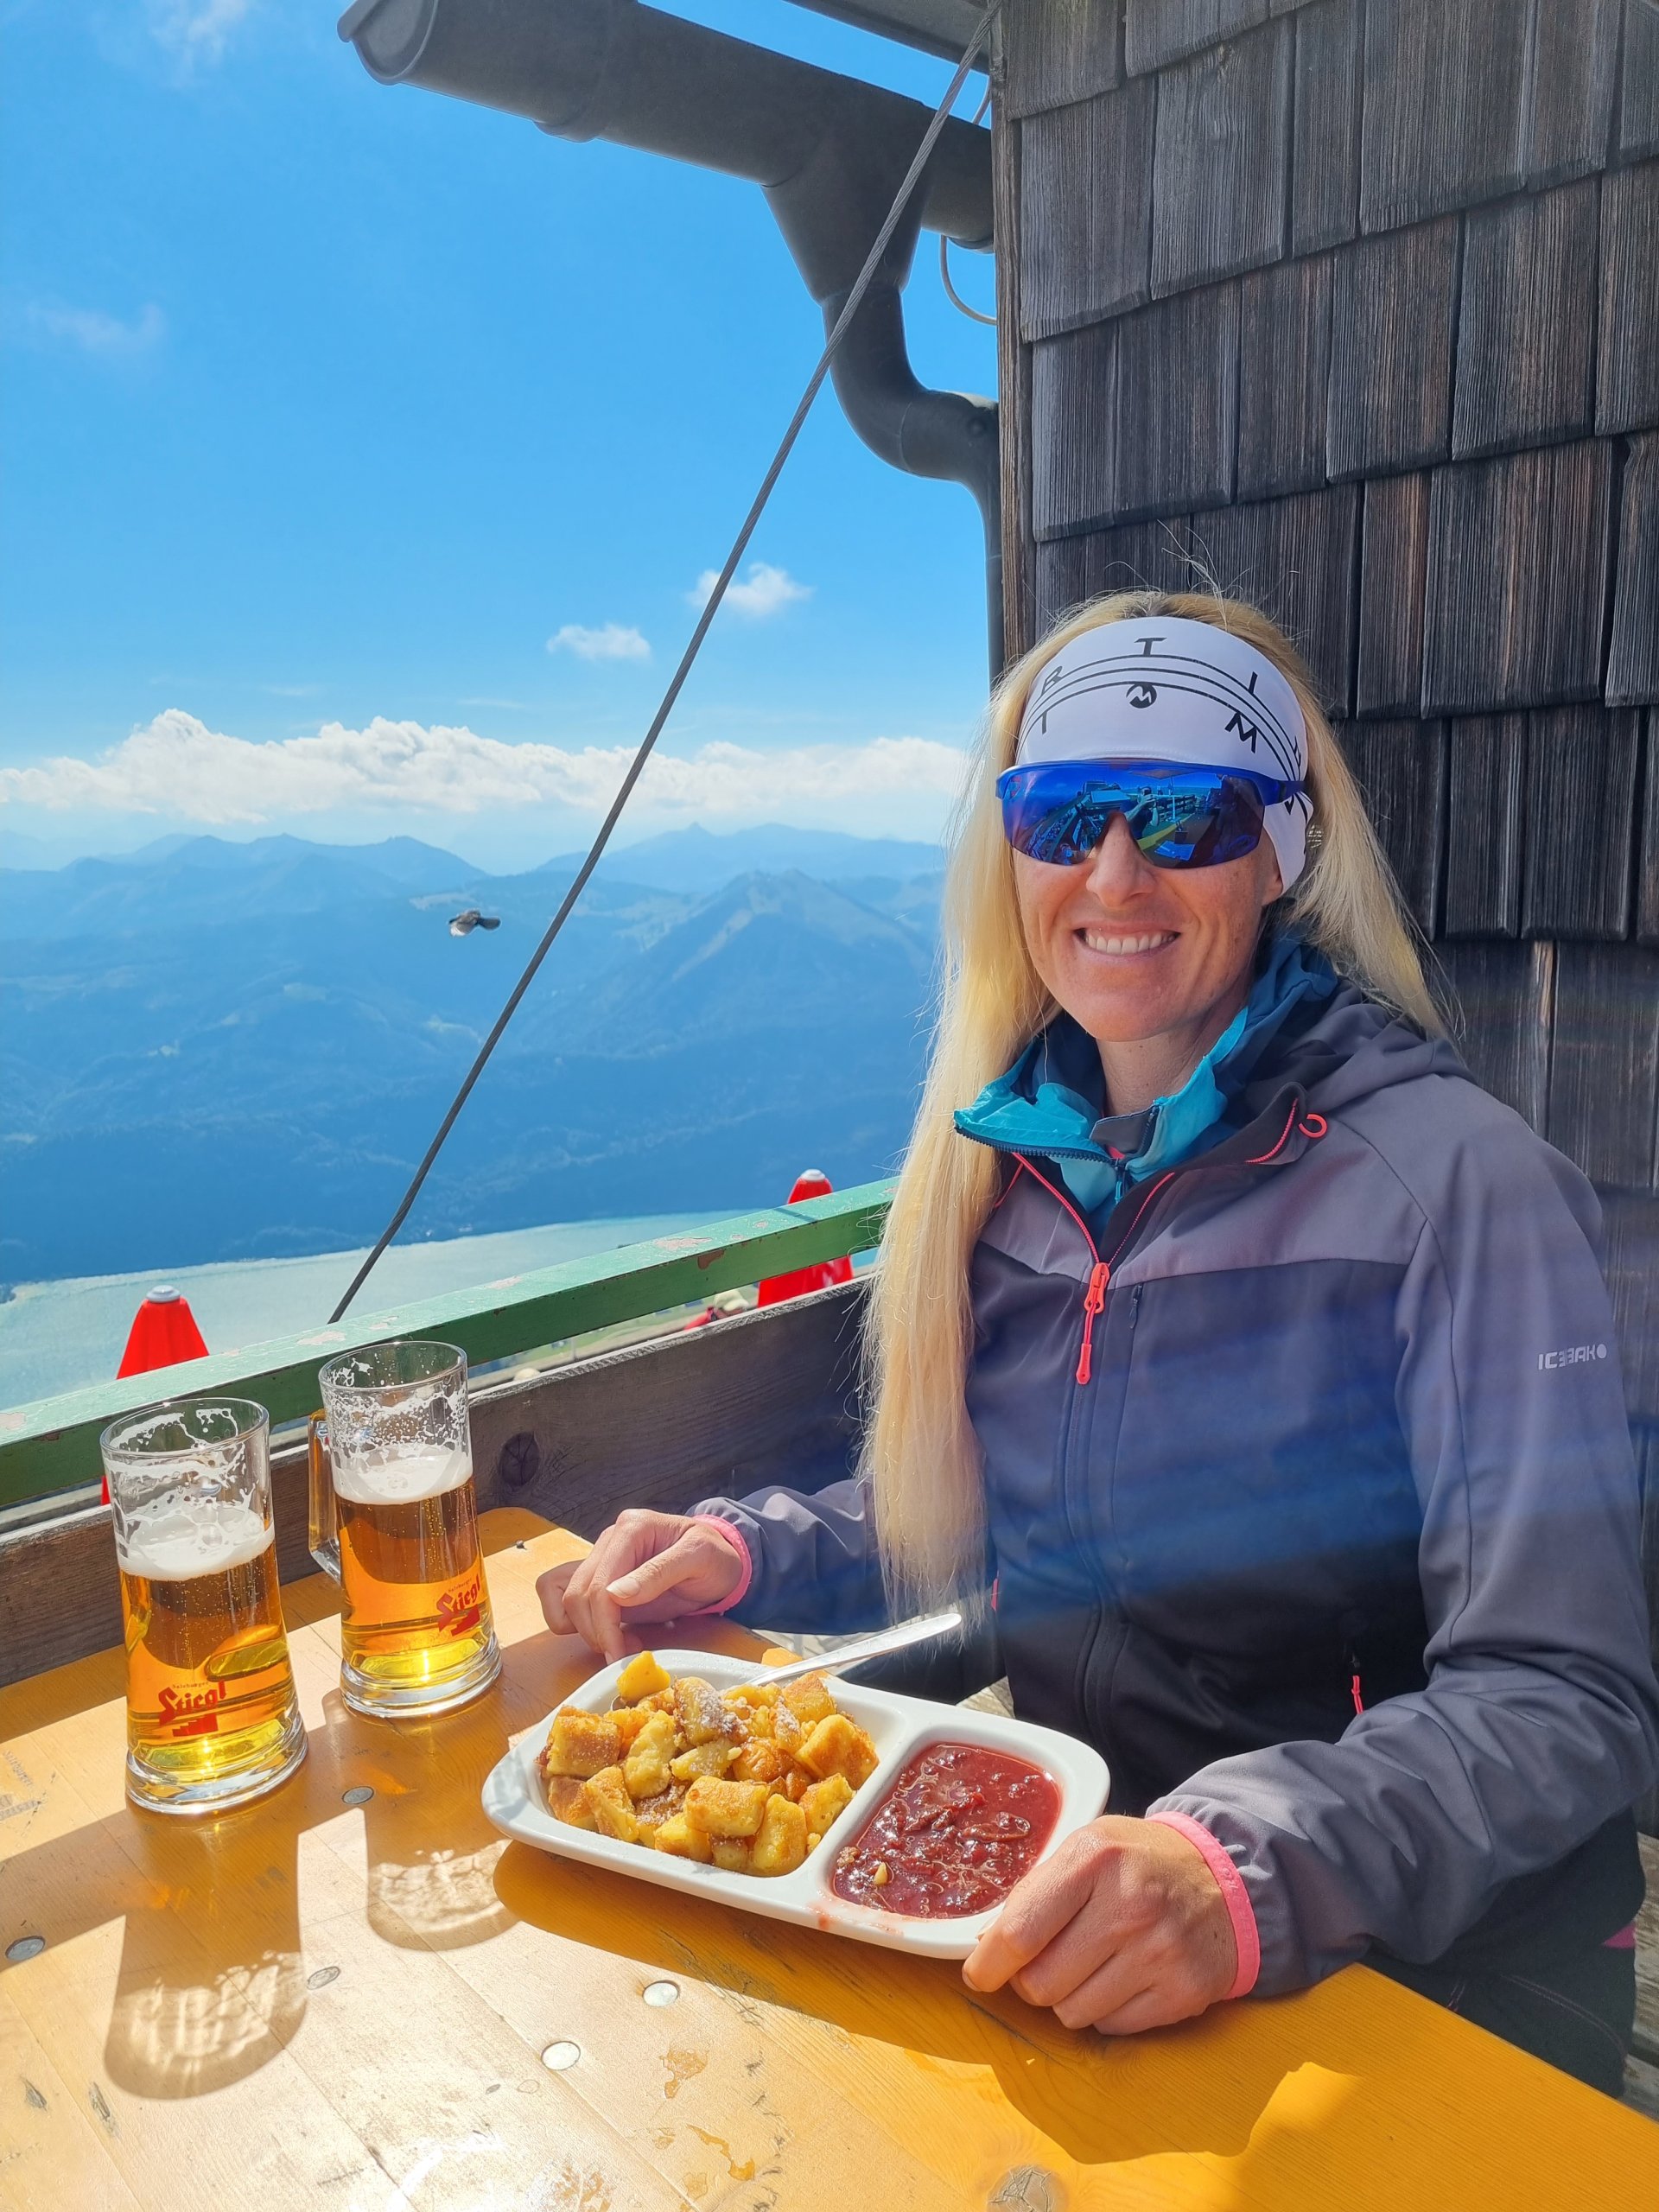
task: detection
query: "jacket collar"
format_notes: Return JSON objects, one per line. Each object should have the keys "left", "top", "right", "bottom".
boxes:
{"left": 955, "top": 931, "right": 1343, "bottom": 1211}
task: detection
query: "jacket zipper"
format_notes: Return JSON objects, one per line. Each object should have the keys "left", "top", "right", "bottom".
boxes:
{"left": 1007, "top": 1154, "right": 1110, "bottom": 1382}
{"left": 1009, "top": 1154, "right": 1182, "bottom": 1384}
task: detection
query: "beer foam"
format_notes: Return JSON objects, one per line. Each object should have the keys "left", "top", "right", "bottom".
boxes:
{"left": 117, "top": 1494, "right": 272, "bottom": 1580}
{"left": 330, "top": 1447, "right": 473, "bottom": 1508}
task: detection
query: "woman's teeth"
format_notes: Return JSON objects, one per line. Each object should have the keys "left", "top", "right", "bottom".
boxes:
{"left": 1080, "top": 929, "right": 1177, "bottom": 955}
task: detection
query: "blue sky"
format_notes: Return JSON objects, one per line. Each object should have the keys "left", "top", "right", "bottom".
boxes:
{"left": 0, "top": 0, "right": 997, "bottom": 872}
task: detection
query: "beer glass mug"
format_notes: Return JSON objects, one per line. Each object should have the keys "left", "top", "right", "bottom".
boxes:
{"left": 311, "top": 1341, "right": 500, "bottom": 1717}
{"left": 101, "top": 1397, "right": 308, "bottom": 1815}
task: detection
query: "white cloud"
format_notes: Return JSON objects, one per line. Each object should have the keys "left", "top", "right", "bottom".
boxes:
{"left": 147, "top": 0, "right": 253, "bottom": 64}
{"left": 689, "top": 563, "right": 812, "bottom": 620}
{"left": 27, "top": 302, "right": 166, "bottom": 358}
{"left": 0, "top": 710, "right": 969, "bottom": 826}
{"left": 547, "top": 623, "right": 652, "bottom": 663}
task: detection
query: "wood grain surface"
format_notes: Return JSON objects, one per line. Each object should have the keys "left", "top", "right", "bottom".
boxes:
{"left": 1452, "top": 180, "right": 1599, "bottom": 461}
{"left": 1149, "top": 17, "right": 1292, "bottom": 298}
{"left": 1289, "top": 0, "right": 1362, "bottom": 257}
{"left": 1525, "top": 0, "right": 1621, "bottom": 188}
{"left": 1003, "top": 0, "right": 1121, "bottom": 120}
{"left": 1443, "top": 715, "right": 1527, "bottom": 939}
{"left": 1019, "top": 77, "right": 1156, "bottom": 340}
{"left": 3, "top": 1513, "right": 1656, "bottom": 2210}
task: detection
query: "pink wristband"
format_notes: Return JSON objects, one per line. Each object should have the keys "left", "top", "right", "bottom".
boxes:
{"left": 1146, "top": 1809, "right": 1261, "bottom": 2000}
{"left": 683, "top": 1515, "right": 753, "bottom": 1616}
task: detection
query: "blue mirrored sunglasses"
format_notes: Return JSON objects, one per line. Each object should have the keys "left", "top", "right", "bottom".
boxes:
{"left": 996, "top": 759, "right": 1302, "bottom": 870}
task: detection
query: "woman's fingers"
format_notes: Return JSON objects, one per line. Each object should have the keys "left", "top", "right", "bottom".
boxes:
{"left": 968, "top": 1818, "right": 1237, "bottom": 2037}
{"left": 961, "top": 1830, "right": 1103, "bottom": 1992}
{"left": 607, "top": 1528, "right": 742, "bottom": 1612}
{"left": 563, "top": 1551, "right": 629, "bottom": 1662}
{"left": 1084, "top": 1971, "right": 1212, "bottom": 2037}
{"left": 535, "top": 1561, "right": 579, "bottom": 1634}
{"left": 535, "top": 1511, "right": 724, "bottom": 1660}
{"left": 1048, "top": 1957, "right": 1156, "bottom": 2034}
{"left": 552, "top": 1529, "right": 639, "bottom": 1660}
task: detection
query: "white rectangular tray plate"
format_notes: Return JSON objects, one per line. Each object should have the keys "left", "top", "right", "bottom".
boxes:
{"left": 481, "top": 1646, "right": 1109, "bottom": 1961}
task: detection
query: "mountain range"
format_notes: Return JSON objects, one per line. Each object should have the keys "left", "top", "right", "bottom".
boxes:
{"left": 0, "top": 824, "right": 945, "bottom": 1283}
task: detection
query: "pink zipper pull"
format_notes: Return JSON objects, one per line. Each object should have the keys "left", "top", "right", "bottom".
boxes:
{"left": 1076, "top": 1262, "right": 1110, "bottom": 1385}
{"left": 1351, "top": 1672, "right": 1365, "bottom": 1717}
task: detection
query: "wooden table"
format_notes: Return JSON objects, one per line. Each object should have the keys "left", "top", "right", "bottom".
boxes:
{"left": 3, "top": 1512, "right": 1656, "bottom": 2210}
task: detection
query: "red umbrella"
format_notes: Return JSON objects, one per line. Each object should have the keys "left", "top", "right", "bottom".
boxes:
{"left": 105, "top": 1287, "right": 210, "bottom": 1502}
{"left": 757, "top": 1171, "right": 855, "bottom": 1308}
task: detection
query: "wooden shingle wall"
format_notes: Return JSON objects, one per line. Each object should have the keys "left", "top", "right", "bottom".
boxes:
{"left": 995, "top": 0, "right": 1659, "bottom": 1784}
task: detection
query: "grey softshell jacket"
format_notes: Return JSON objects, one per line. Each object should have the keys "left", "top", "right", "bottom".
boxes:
{"left": 697, "top": 985, "right": 1659, "bottom": 1996}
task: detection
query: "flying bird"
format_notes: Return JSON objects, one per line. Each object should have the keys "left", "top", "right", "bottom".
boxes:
{"left": 448, "top": 910, "right": 501, "bottom": 938}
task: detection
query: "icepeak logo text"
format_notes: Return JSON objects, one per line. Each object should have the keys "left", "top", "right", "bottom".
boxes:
{"left": 1537, "top": 1343, "right": 1608, "bottom": 1370}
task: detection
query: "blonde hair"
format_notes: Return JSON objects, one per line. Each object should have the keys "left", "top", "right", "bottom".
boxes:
{"left": 861, "top": 590, "right": 1440, "bottom": 1614}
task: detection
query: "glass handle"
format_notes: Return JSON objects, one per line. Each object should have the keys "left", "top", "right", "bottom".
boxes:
{"left": 308, "top": 1414, "right": 340, "bottom": 1584}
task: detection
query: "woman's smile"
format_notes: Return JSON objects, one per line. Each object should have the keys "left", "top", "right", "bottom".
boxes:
{"left": 1077, "top": 926, "right": 1179, "bottom": 957}
{"left": 1014, "top": 813, "right": 1283, "bottom": 1113}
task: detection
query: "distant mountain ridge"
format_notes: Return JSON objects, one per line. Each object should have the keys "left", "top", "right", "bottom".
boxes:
{"left": 0, "top": 826, "right": 944, "bottom": 1281}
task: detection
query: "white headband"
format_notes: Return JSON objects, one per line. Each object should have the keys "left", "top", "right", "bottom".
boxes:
{"left": 1015, "top": 616, "right": 1313, "bottom": 889}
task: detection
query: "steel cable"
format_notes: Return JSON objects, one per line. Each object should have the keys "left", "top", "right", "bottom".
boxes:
{"left": 329, "top": 0, "right": 1002, "bottom": 1323}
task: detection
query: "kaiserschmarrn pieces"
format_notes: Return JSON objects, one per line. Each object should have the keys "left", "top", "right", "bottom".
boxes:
{"left": 536, "top": 1656, "right": 878, "bottom": 1880}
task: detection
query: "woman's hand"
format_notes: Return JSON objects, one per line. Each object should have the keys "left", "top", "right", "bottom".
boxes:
{"left": 961, "top": 1815, "right": 1236, "bottom": 2034}
{"left": 536, "top": 1508, "right": 744, "bottom": 1662}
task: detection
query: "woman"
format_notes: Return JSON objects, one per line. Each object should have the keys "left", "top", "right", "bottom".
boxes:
{"left": 540, "top": 594, "right": 1658, "bottom": 2094}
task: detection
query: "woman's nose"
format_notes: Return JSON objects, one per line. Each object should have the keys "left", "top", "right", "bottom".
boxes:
{"left": 1081, "top": 814, "right": 1158, "bottom": 900}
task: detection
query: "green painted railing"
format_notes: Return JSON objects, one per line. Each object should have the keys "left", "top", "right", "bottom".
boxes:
{"left": 0, "top": 1182, "right": 893, "bottom": 1511}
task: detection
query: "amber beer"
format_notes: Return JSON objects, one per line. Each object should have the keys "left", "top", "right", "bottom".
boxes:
{"left": 103, "top": 1399, "right": 307, "bottom": 1814}
{"left": 335, "top": 1448, "right": 495, "bottom": 1700}
{"left": 314, "top": 1343, "right": 500, "bottom": 1717}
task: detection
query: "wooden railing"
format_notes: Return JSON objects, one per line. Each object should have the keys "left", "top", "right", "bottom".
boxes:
{"left": 0, "top": 1181, "right": 893, "bottom": 1512}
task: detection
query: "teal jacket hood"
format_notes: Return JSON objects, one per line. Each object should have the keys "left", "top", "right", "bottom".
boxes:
{"left": 954, "top": 931, "right": 1343, "bottom": 1213}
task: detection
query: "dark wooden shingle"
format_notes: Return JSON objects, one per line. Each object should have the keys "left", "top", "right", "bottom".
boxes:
{"left": 1640, "top": 710, "right": 1659, "bottom": 944}
{"left": 1236, "top": 254, "right": 1333, "bottom": 500}
{"left": 1327, "top": 219, "right": 1459, "bottom": 480}
{"left": 1020, "top": 79, "right": 1155, "bottom": 340}
{"left": 1151, "top": 17, "right": 1293, "bottom": 296}
{"left": 1033, "top": 518, "right": 1196, "bottom": 629}
{"left": 1107, "top": 284, "right": 1241, "bottom": 524}
{"left": 1187, "top": 483, "right": 1359, "bottom": 709}
{"left": 1004, "top": 0, "right": 1122, "bottom": 118}
{"left": 1525, "top": 0, "right": 1619, "bottom": 184}
{"left": 1081, "top": 517, "right": 1198, "bottom": 594}
{"left": 1622, "top": 0, "right": 1659, "bottom": 161}
{"left": 1358, "top": 0, "right": 1530, "bottom": 233}
{"left": 1547, "top": 942, "right": 1659, "bottom": 1188}
{"left": 1452, "top": 180, "right": 1599, "bottom": 460}
{"left": 1608, "top": 434, "right": 1659, "bottom": 707}
{"left": 1357, "top": 472, "right": 1431, "bottom": 718}
{"left": 1030, "top": 322, "right": 1116, "bottom": 540}
{"left": 1421, "top": 442, "right": 1616, "bottom": 714}
{"left": 1034, "top": 534, "right": 1101, "bottom": 633}
{"left": 1436, "top": 938, "right": 1553, "bottom": 1128}
{"left": 1521, "top": 706, "right": 1639, "bottom": 939}
{"left": 1291, "top": 0, "right": 1362, "bottom": 255}
{"left": 1338, "top": 719, "right": 1446, "bottom": 929}
{"left": 1597, "top": 161, "right": 1659, "bottom": 436}
{"left": 1125, "top": 0, "right": 1268, "bottom": 76}
{"left": 1600, "top": 1193, "right": 1659, "bottom": 1423}
{"left": 1032, "top": 286, "right": 1241, "bottom": 536}
{"left": 1443, "top": 715, "right": 1526, "bottom": 937}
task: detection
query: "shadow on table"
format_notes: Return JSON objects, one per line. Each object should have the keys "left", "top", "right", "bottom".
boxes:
{"left": 0, "top": 1599, "right": 609, "bottom": 2101}
{"left": 491, "top": 1837, "right": 1496, "bottom": 2183}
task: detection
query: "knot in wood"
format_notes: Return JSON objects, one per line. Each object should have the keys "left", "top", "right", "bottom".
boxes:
{"left": 989, "top": 2166, "right": 1064, "bottom": 2212}
{"left": 499, "top": 1432, "right": 542, "bottom": 1492}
